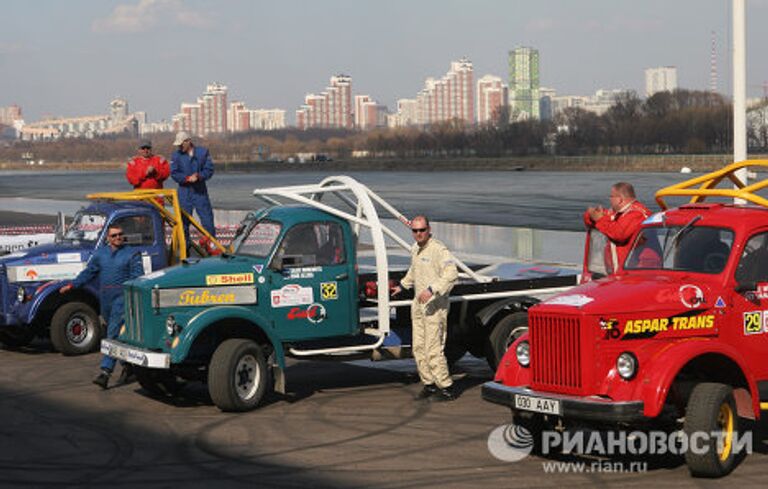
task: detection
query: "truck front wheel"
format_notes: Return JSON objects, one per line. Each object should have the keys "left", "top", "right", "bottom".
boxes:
{"left": 683, "top": 382, "right": 740, "bottom": 478}
{"left": 486, "top": 312, "right": 528, "bottom": 371}
{"left": 208, "top": 339, "right": 269, "bottom": 412}
{"left": 50, "top": 302, "right": 101, "bottom": 356}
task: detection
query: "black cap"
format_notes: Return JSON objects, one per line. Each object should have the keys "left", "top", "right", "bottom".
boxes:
{"left": 139, "top": 140, "right": 152, "bottom": 149}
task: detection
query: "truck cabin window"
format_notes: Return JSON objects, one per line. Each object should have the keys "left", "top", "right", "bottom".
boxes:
{"left": 232, "top": 220, "right": 282, "bottom": 257}
{"left": 110, "top": 214, "right": 155, "bottom": 246}
{"left": 63, "top": 211, "right": 107, "bottom": 243}
{"left": 626, "top": 225, "right": 733, "bottom": 274}
{"left": 273, "top": 222, "right": 345, "bottom": 268}
{"left": 735, "top": 232, "right": 768, "bottom": 284}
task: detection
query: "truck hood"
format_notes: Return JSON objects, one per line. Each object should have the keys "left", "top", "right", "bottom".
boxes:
{"left": 0, "top": 243, "right": 94, "bottom": 283}
{"left": 538, "top": 273, "right": 721, "bottom": 316}
{"left": 128, "top": 256, "right": 263, "bottom": 289}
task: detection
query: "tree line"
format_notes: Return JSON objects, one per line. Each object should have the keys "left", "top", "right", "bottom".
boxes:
{"left": 2, "top": 89, "right": 766, "bottom": 164}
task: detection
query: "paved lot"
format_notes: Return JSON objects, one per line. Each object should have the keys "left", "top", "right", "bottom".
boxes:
{"left": 1, "top": 342, "right": 766, "bottom": 488}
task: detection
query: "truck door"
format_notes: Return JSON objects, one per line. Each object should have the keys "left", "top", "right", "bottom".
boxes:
{"left": 266, "top": 221, "right": 357, "bottom": 341}
{"left": 731, "top": 230, "right": 768, "bottom": 381}
{"left": 108, "top": 212, "right": 167, "bottom": 274}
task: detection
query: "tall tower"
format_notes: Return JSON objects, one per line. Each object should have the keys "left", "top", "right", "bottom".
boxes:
{"left": 508, "top": 47, "right": 540, "bottom": 120}
{"left": 110, "top": 98, "right": 129, "bottom": 125}
{"left": 710, "top": 31, "right": 718, "bottom": 94}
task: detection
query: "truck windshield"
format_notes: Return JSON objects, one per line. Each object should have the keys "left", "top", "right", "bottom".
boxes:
{"left": 625, "top": 225, "right": 733, "bottom": 274}
{"left": 231, "top": 220, "right": 282, "bottom": 257}
{"left": 62, "top": 211, "right": 107, "bottom": 243}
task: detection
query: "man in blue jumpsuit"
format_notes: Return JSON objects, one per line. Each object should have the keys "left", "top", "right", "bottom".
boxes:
{"left": 60, "top": 224, "right": 144, "bottom": 389}
{"left": 170, "top": 131, "right": 216, "bottom": 241}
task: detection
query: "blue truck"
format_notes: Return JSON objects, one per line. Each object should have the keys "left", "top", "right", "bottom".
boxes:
{"left": 0, "top": 189, "right": 224, "bottom": 355}
{"left": 102, "top": 177, "right": 578, "bottom": 411}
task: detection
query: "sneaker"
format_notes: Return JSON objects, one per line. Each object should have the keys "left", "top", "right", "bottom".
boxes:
{"left": 116, "top": 364, "right": 135, "bottom": 385}
{"left": 431, "top": 387, "right": 457, "bottom": 402}
{"left": 414, "top": 384, "right": 437, "bottom": 400}
{"left": 92, "top": 371, "right": 111, "bottom": 390}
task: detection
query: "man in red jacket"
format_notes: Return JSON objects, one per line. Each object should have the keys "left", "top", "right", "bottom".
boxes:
{"left": 126, "top": 140, "right": 170, "bottom": 190}
{"left": 583, "top": 182, "right": 651, "bottom": 274}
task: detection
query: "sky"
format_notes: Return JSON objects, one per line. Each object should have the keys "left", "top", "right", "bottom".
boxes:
{"left": 3, "top": 0, "right": 768, "bottom": 123}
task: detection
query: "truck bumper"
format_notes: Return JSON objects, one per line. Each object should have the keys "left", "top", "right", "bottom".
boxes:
{"left": 481, "top": 381, "right": 645, "bottom": 423}
{"left": 101, "top": 339, "right": 171, "bottom": 369}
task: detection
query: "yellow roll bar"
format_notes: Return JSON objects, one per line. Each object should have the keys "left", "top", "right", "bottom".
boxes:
{"left": 85, "top": 189, "right": 228, "bottom": 264}
{"left": 655, "top": 159, "right": 768, "bottom": 210}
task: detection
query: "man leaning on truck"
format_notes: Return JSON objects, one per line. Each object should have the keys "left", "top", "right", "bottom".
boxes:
{"left": 392, "top": 215, "right": 459, "bottom": 402}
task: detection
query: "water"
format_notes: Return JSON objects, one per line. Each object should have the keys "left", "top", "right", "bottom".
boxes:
{"left": 0, "top": 169, "right": 687, "bottom": 231}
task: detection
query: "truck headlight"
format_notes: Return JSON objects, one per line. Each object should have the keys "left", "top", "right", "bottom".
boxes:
{"left": 16, "top": 286, "right": 27, "bottom": 303}
{"left": 165, "top": 315, "right": 178, "bottom": 336}
{"left": 616, "top": 352, "right": 638, "bottom": 380}
{"left": 516, "top": 340, "right": 530, "bottom": 367}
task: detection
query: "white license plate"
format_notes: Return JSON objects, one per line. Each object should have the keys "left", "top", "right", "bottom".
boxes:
{"left": 514, "top": 394, "right": 561, "bottom": 415}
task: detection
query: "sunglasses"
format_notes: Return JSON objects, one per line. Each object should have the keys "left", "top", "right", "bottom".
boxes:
{"left": 140, "top": 146, "right": 151, "bottom": 150}
{"left": 411, "top": 228, "right": 428, "bottom": 233}
{"left": 109, "top": 232, "right": 124, "bottom": 238}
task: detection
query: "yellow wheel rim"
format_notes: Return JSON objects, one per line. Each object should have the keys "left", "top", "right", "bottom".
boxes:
{"left": 717, "top": 402, "right": 734, "bottom": 462}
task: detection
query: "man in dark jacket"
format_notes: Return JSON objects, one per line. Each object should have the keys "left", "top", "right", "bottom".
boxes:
{"left": 170, "top": 131, "right": 216, "bottom": 239}
{"left": 59, "top": 223, "right": 144, "bottom": 389}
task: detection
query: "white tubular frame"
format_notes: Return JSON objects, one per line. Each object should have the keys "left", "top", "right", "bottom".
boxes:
{"left": 252, "top": 175, "right": 493, "bottom": 343}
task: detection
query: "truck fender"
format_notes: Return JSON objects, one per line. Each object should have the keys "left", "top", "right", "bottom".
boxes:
{"left": 27, "top": 282, "right": 98, "bottom": 325}
{"left": 635, "top": 340, "right": 760, "bottom": 419}
{"left": 475, "top": 296, "right": 539, "bottom": 329}
{"left": 174, "top": 306, "right": 286, "bottom": 372}
{"left": 493, "top": 332, "right": 532, "bottom": 386}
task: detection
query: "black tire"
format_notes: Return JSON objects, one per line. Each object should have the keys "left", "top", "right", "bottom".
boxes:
{"left": 208, "top": 339, "right": 269, "bottom": 412}
{"left": 0, "top": 327, "right": 36, "bottom": 348}
{"left": 684, "top": 382, "right": 740, "bottom": 478}
{"left": 135, "top": 367, "right": 185, "bottom": 397}
{"left": 486, "top": 312, "right": 528, "bottom": 371}
{"left": 512, "top": 412, "right": 547, "bottom": 454}
{"left": 50, "top": 302, "right": 101, "bottom": 356}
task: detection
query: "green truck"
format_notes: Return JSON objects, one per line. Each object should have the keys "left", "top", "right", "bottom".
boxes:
{"left": 102, "top": 176, "right": 577, "bottom": 411}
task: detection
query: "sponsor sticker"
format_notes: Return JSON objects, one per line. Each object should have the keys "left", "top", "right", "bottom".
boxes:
{"left": 206, "top": 272, "right": 254, "bottom": 286}
{"left": 545, "top": 294, "right": 593, "bottom": 307}
{"left": 321, "top": 281, "right": 338, "bottom": 300}
{"left": 154, "top": 285, "right": 258, "bottom": 308}
{"left": 287, "top": 303, "right": 326, "bottom": 323}
{"left": 253, "top": 264, "right": 264, "bottom": 274}
{"left": 7, "top": 263, "right": 85, "bottom": 283}
{"left": 286, "top": 266, "right": 322, "bottom": 279}
{"left": 56, "top": 252, "right": 81, "bottom": 263}
{"left": 757, "top": 283, "right": 768, "bottom": 300}
{"left": 271, "top": 284, "right": 314, "bottom": 308}
{"left": 744, "top": 311, "right": 763, "bottom": 335}
{"left": 679, "top": 284, "right": 705, "bottom": 308}
{"left": 715, "top": 296, "right": 726, "bottom": 308}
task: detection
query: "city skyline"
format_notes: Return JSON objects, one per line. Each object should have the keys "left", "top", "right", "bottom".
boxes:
{"left": 3, "top": 0, "right": 768, "bottom": 123}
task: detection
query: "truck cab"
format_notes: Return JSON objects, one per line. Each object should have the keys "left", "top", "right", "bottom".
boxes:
{"left": 0, "top": 189, "right": 224, "bottom": 355}
{"left": 483, "top": 160, "right": 768, "bottom": 478}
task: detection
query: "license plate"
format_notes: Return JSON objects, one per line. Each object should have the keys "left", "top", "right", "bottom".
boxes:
{"left": 514, "top": 394, "right": 561, "bottom": 415}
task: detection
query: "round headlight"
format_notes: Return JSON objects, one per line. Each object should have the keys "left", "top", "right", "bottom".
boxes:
{"left": 616, "top": 352, "right": 638, "bottom": 380}
{"left": 165, "top": 315, "right": 177, "bottom": 336}
{"left": 16, "top": 286, "right": 26, "bottom": 303}
{"left": 515, "top": 340, "right": 530, "bottom": 367}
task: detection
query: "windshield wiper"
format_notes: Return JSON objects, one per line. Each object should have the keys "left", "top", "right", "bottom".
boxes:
{"left": 662, "top": 215, "right": 702, "bottom": 263}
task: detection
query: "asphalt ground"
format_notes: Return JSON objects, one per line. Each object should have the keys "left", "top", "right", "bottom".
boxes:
{"left": 1, "top": 341, "right": 767, "bottom": 488}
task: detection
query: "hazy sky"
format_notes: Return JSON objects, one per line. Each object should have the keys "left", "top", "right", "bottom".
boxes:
{"left": 3, "top": 0, "right": 768, "bottom": 123}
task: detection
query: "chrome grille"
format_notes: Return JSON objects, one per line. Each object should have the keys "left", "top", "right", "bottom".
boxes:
{"left": 123, "top": 287, "right": 143, "bottom": 342}
{"left": 530, "top": 312, "right": 584, "bottom": 394}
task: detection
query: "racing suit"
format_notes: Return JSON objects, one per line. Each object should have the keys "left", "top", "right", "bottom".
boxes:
{"left": 126, "top": 155, "right": 170, "bottom": 190}
{"left": 583, "top": 200, "right": 651, "bottom": 274}
{"left": 70, "top": 244, "right": 144, "bottom": 372}
{"left": 171, "top": 146, "right": 216, "bottom": 238}
{"left": 400, "top": 237, "right": 458, "bottom": 389}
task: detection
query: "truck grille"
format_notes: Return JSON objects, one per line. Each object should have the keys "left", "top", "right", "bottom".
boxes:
{"left": 124, "top": 286, "right": 143, "bottom": 342}
{"left": 530, "top": 312, "right": 585, "bottom": 395}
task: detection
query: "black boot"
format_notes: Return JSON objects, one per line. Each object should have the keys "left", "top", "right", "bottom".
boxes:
{"left": 414, "top": 384, "right": 437, "bottom": 400}
{"left": 92, "top": 370, "right": 111, "bottom": 390}
{"left": 431, "top": 386, "right": 457, "bottom": 402}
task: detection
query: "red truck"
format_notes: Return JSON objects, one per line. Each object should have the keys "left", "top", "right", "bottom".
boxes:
{"left": 483, "top": 161, "right": 768, "bottom": 478}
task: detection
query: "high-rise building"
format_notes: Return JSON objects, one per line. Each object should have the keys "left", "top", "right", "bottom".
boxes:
{"left": 387, "top": 99, "right": 418, "bottom": 128}
{"left": 0, "top": 105, "right": 23, "bottom": 125}
{"left": 354, "top": 95, "right": 386, "bottom": 130}
{"left": 508, "top": 46, "right": 540, "bottom": 120}
{"left": 645, "top": 67, "right": 678, "bottom": 97}
{"left": 173, "top": 83, "right": 228, "bottom": 136}
{"left": 476, "top": 75, "right": 508, "bottom": 123}
{"left": 110, "top": 98, "right": 129, "bottom": 125}
{"left": 412, "top": 58, "right": 474, "bottom": 126}
{"left": 228, "top": 101, "right": 250, "bottom": 132}
{"left": 538, "top": 87, "right": 556, "bottom": 121}
{"left": 296, "top": 75, "right": 353, "bottom": 130}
